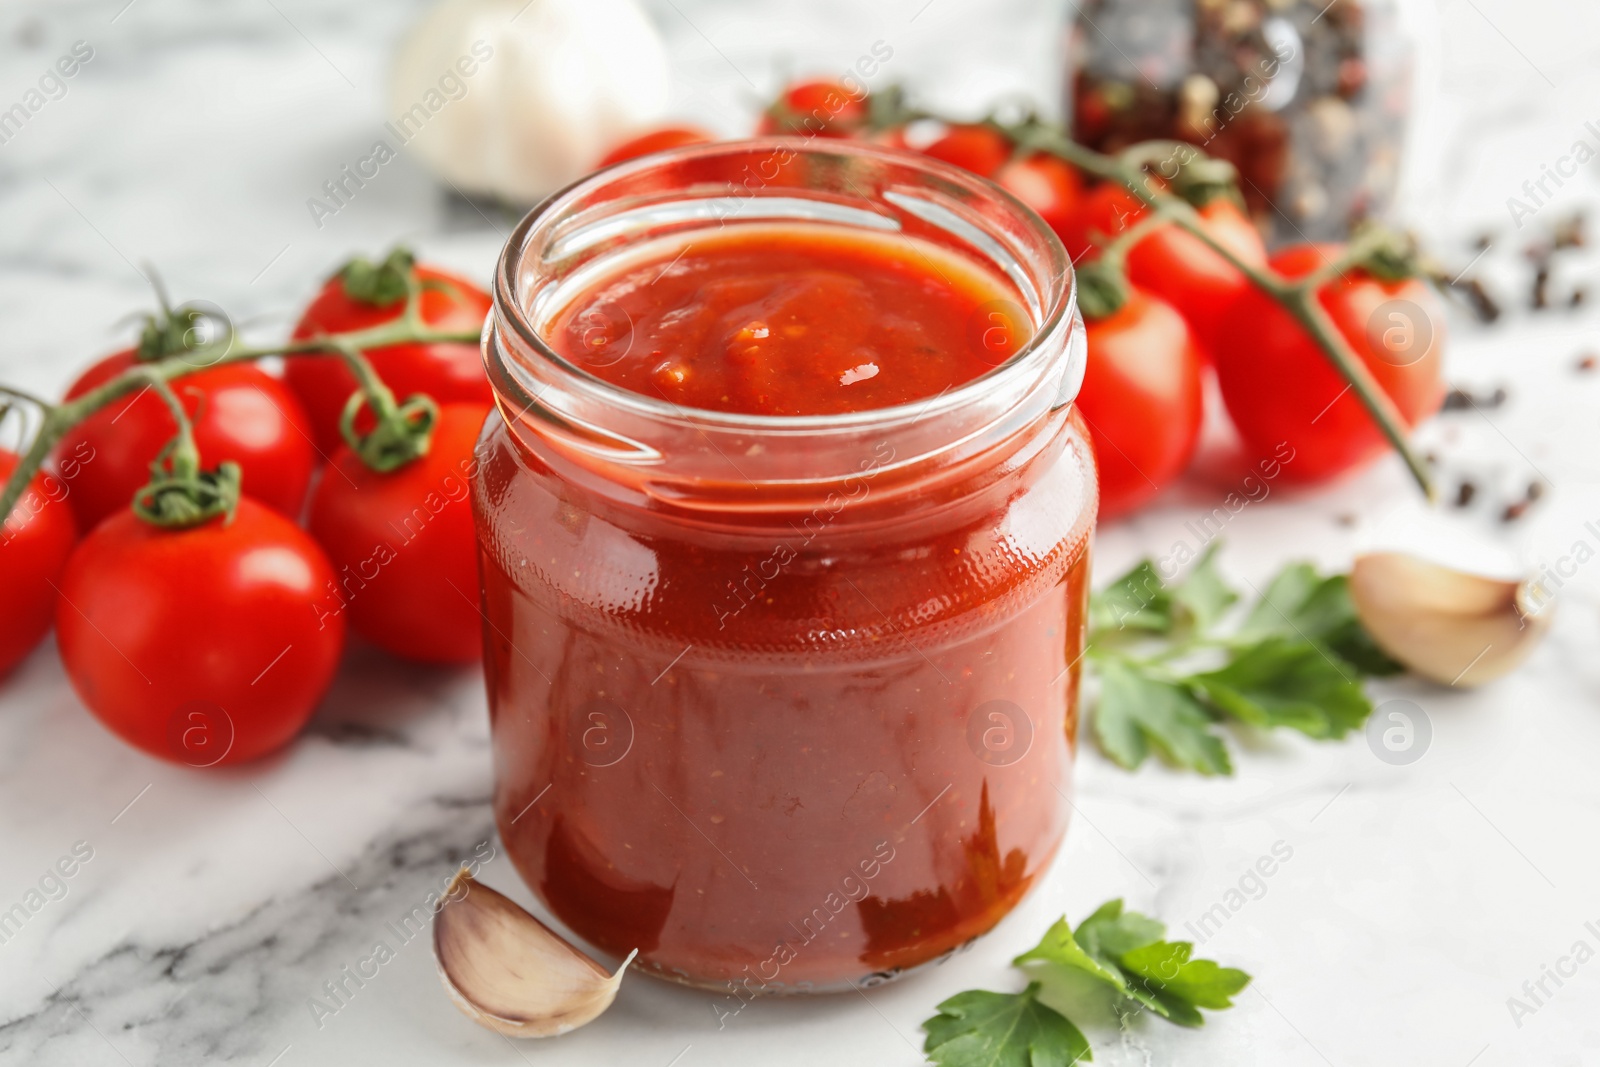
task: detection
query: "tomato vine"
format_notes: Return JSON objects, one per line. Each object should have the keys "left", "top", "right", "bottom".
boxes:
{"left": 0, "top": 104, "right": 1443, "bottom": 526}
{"left": 0, "top": 277, "right": 482, "bottom": 525}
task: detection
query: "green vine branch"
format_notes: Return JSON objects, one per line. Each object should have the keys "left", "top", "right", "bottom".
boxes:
{"left": 329, "top": 338, "right": 440, "bottom": 473}
{"left": 0, "top": 288, "right": 480, "bottom": 523}
{"left": 858, "top": 94, "right": 1438, "bottom": 500}
{"left": 3, "top": 104, "right": 1442, "bottom": 523}
{"left": 1022, "top": 128, "right": 1435, "bottom": 500}
{"left": 131, "top": 375, "right": 241, "bottom": 527}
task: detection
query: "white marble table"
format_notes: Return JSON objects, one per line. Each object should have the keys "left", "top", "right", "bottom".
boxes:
{"left": 1, "top": 1, "right": 1597, "bottom": 1064}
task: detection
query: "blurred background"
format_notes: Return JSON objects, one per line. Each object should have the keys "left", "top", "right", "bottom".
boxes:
{"left": 0, "top": 0, "right": 1595, "bottom": 355}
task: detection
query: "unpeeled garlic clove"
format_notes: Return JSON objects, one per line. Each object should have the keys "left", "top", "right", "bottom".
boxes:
{"left": 1349, "top": 551, "right": 1551, "bottom": 687}
{"left": 433, "top": 867, "right": 637, "bottom": 1037}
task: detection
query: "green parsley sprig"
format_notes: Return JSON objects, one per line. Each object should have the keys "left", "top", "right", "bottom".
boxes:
{"left": 923, "top": 899, "right": 1250, "bottom": 1065}
{"left": 1085, "top": 544, "right": 1402, "bottom": 776}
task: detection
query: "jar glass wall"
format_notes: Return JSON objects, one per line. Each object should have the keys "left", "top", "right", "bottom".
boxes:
{"left": 472, "top": 140, "right": 1096, "bottom": 992}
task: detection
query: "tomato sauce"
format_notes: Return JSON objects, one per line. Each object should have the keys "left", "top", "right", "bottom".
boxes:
{"left": 475, "top": 221, "right": 1093, "bottom": 992}
{"left": 545, "top": 225, "right": 1025, "bottom": 415}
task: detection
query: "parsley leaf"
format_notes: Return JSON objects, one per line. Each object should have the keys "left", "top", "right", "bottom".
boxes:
{"left": 923, "top": 984, "right": 1092, "bottom": 1067}
{"left": 925, "top": 901, "right": 1250, "bottom": 1065}
{"left": 1088, "top": 560, "right": 1174, "bottom": 636}
{"left": 1169, "top": 543, "right": 1238, "bottom": 631}
{"left": 1190, "top": 636, "right": 1371, "bottom": 739}
{"left": 1073, "top": 898, "right": 1166, "bottom": 962}
{"left": 1240, "top": 563, "right": 1402, "bottom": 676}
{"left": 1089, "top": 545, "right": 1237, "bottom": 640}
{"left": 1094, "top": 660, "right": 1232, "bottom": 776}
{"left": 1086, "top": 546, "right": 1402, "bottom": 774}
{"left": 1015, "top": 900, "right": 1250, "bottom": 1029}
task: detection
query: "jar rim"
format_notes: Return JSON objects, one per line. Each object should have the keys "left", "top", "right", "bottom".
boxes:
{"left": 490, "top": 137, "right": 1082, "bottom": 434}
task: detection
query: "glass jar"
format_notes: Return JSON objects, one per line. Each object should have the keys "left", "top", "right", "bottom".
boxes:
{"left": 1065, "top": 0, "right": 1433, "bottom": 245}
{"left": 472, "top": 140, "right": 1095, "bottom": 994}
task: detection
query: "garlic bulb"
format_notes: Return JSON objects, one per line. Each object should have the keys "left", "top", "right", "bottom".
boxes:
{"left": 434, "top": 868, "right": 637, "bottom": 1037}
{"left": 389, "top": 0, "right": 669, "bottom": 204}
{"left": 1349, "top": 551, "right": 1550, "bottom": 687}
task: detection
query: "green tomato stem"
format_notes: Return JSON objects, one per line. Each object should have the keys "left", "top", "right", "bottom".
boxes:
{"left": 0, "top": 303, "right": 480, "bottom": 521}
{"left": 131, "top": 375, "right": 241, "bottom": 527}
{"left": 0, "top": 383, "right": 59, "bottom": 412}
{"left": 1013, "top": 127, "right": 1435, "bottom": 500}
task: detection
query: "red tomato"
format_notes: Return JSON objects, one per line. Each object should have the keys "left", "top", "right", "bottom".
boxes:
{"left": 0, "top": 454, "right": 77, "bottom": 677}
{"left": 1213, "top": 244, "right": 1446, "bottom": 484}
{"left": 1075, "top": 289, "right": 1205, "bottom": 520}
{"left": 921, "top": 124, "right": 1012, "bottom": 178}
{"left": 867, "top": 126, "right": 911, "bottom": 151}
{"left": 1125, "top": 198, "right": 1266, "bottom": 363}
{"left": 995, "top": 154, "right": 1083, "bottom": 241}
{"left": 1065, "top": 183, "right": 1268, "bottom": 361}
{"left": 1059, "top": 182, "right": 1147, "bottom": 260}
{"left": 599, "top": 126, "right": 716, "bottom": 167}
{"left": 285, "top": 264, "right": 491, "bottom": 454}
{"left": 307, "top": 404, "right": 489, "bottom": 664}
{"left": 757, "top": 80, "right": 868, "bottom": 138}
{"left": 56, "top": 357, "right": 316, "bottom": 533}
{"left": 56, "top": 499, "right": 344, "bottom": 765}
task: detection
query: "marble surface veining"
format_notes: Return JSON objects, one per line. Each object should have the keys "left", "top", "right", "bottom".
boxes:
{"left": 2, "top": 0, "right": 1599, "bottom": 1064}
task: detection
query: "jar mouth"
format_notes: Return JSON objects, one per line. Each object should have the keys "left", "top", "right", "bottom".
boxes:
{"left": 490, "top": 137, "right": 1082, "bottom": 436}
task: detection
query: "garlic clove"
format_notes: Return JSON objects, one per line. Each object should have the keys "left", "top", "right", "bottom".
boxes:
{"left": 1349, "top": 551, "right": 1551, "bottom": 687}
{"left": 389, "top": 0, "right": 669, "bottom": 203}
{"left": 433, "top": 867, "right": 637, "bottom": 1037}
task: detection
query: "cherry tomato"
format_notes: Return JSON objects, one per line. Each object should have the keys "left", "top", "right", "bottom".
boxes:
{"left": 867, "top": 126, "right": 912, "bottom": 151}
{"left": 757, "top": 80, "right": 868, "bottom": 138}
{"left": 1059, "top": 182, "right": 1147, "bottom": 261}
{"left": 599, "top": 126, "right": 716, "bottom": 167}
{"left": 285, "top": 263, "right": 491, "bottom": 454}
{"left": 1064, "top": 183, "right": 1268, "bottom": 362}
{"left": 56, "top": 499, "right": 344, "bottom": 765}
{"left": 1213, "top": 243, "right": 1446, "bottom": 484}
{"left": 1075, "top": 289, "right": 1205, "bottom": 520}
{"left": 995, "top": 154, "right": 1083, "bottom": 241}
{"left": 307, "top": 404, "right": 489, "bottom": 664}
{"left": 921, "top": 124, "right": 1012, "bottom": 178}
{"left": 56, "top": 357, "right": 316, "bottom": 533}
{"left": 0, "top": 454, "right": 77, "bottom": 677}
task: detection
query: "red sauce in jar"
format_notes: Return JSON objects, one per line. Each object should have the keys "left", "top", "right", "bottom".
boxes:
{"left": 477, "top": 222, "right": 1091, "bottom": 993}
{"left": 546, "top": 225, "right": 1027, "bottom": 415}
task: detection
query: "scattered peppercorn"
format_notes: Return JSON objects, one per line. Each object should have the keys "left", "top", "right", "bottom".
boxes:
{"left": 1500, "top": 481, "right": 1546, "bottom": 523}
{"left": 1442, "top": 386, "right": 1508, "bottom": 412}
{"left": 1531, "top": 263, "right": 1551, "bottom": 310}
{"left": 1451, "top": 277, "right": 1501, "bottom": 324}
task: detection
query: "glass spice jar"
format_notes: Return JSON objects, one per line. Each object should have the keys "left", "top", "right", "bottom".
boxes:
{"left": 1065, "top": 0, "right": 1434, "bottom": 245}
{"left": 471, "top": 140, "right": 1096, "bottom": 993}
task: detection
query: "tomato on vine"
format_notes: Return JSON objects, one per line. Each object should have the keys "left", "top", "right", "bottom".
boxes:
{"left": 995, "top": 153, "right": 1083, "bottom": 242}
{"left": 757, "top": 80, "right": 869, "bottom": 138}
{"left": 865, "top": 125, "right": 912, "bottom": 151}
{"left": 308, "top": 402, "right": 489, "bottom": 664}
{"left": 921, "top": 124, "right": 1012, "bottom": 177}
{"left": 0, "top": 453, "right": 77, "bottom": 677}
{"left": 1213, "top": 243, "right": 1446, "bottom": 484}
{"left": 56, "top": 497, "right": 344, "bottom": 765}
{"left": 1063, "top": 181, "right": 1267, "bottom": 363}
{"left": 285, "top": 249, "right": 491, "bottom": 454}
{"left": 599, "top": 126, "right": 715, "bottom": 166}
{"left": 1073, "top": 269, "right": 1205, "bottom": 520}
{"left": 55, "top": 307, "right": 316, "bottom": 533}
